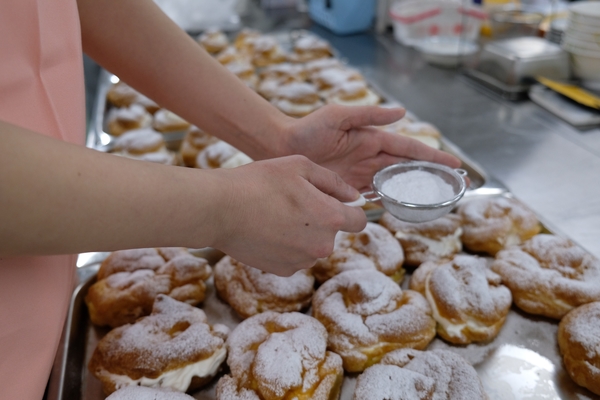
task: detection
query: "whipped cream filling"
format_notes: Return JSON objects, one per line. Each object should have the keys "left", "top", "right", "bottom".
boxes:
{"left": 425, "top": 284, "right": 491, "bottom": 340}
{"left": 101, "top": 347, "right": 227, "bottom": 393}
{"left": 395, "top": 228, "right": 462, "bottom": 257}
{"left": 114, "top": 147, "right": 175, "bottom": 165}
{"left": 272, "top": 98, "right": 323, "bottom": 115}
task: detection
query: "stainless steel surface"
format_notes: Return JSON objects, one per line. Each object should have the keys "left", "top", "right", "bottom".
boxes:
{"left": 49, "top": 192, "right": 597, "bottom": 400}
{"left": 468, "top": 37, "right": 570, "bottom": 92}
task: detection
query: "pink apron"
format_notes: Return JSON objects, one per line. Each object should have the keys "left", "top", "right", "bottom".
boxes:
{"left": 0, "top": 0, "right": 85, "bottom": 399}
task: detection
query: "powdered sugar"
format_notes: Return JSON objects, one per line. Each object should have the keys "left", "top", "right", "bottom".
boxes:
{"left": 106, "top": 386, "right": 195, "bottom": 400}
{"left": 381, "top": 170, "right": 455, "bottom": 205}
{"left": 274, "top": 82, "right": 319, "bottom": 100}
{"left": 112, "top": 128, "right": 164, "bottom": 153}
{"left": 353, "top": 364, "right": 435, "bottom": 400}
{"left": 566, "top": 302, "right": 600, "bottom": 359}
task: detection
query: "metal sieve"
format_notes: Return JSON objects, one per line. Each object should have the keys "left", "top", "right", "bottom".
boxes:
{"left": 345, "top": 161, "right": 468, "bottom": 223}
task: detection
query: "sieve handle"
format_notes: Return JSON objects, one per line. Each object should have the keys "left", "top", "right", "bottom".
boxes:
{"left": 342, "top": 191, "right": 381, "bottom": 207}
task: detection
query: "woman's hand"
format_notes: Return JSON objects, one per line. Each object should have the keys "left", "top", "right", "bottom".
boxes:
{"left": 209, "top": 155, "right": 367, "bottom": 277}
{"left": 283, "top": 105, "right": 462, "bottom": 191}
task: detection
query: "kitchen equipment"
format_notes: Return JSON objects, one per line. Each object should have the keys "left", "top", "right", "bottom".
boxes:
{"left": 489, "top": 4, "right": 544, "bottom": 39}
{"left": 358, "top": 161, "right": 468, "bottom": 223}
{"left": 308, "top": 0, "right": 376, "bottom": 35}
{"left": 389, "top": 0, "right": 486, "bottom": 47}
{"left": 414, "top": 36, "right": 479, "bottom": 68}
{"left": 562, "top": 1, "right": 600, "bottom": 89}
{"left": 464, "top": 36, "right": 570, "bottom": 100}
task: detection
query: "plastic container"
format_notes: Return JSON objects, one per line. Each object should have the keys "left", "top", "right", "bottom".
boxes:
{"left": 308, "top": 0, "right": 376, "bottom": 35}
{"left": 390, "top": 0, "right": 486, "bottom": 46}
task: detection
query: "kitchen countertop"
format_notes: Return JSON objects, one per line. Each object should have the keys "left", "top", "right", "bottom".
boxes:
{"left": 83, "top": 5, "right": 600, "bottom": 259}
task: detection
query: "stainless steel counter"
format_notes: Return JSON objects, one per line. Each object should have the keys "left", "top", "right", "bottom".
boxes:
{"left": 83, "top": 6, "right": 600, "bottom": 259}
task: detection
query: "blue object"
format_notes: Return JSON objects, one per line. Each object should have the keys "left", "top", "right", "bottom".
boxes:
{"left": 308, "top": 0, "right": 376, "bottom": 35}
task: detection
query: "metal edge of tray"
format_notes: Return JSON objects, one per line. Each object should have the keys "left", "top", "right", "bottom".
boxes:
{"left": 47, "top": 189, "right": 598, "bottom": 400}
{"left": 47, "top": 264, "right": 100, "bottom": 400}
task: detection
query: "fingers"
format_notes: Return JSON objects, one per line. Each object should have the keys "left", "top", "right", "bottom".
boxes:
{"left": 378, "top": 130, "right": 462, "bottom": 168}
{"left": 299, "top": 156, "right": 360, "bottom": 203}
{"left": 333, "top": 105, "right": 406, "bottom": 131}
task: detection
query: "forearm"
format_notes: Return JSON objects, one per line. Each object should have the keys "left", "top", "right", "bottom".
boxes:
{"left": 76, "top": 0, "right": 294, "bottom": 160}
{"left": 0, "top": 120, "right": 227, "bottom": 256}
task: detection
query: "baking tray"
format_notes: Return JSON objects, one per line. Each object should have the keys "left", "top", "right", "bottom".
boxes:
{"left": 47, "top": 191, "right": 598, "bottom": 400}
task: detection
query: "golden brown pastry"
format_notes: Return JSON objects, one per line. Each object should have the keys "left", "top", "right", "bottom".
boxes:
{"left": 256, "top": 75, "right": 298, "bottom": 101}
{"left": 152, "top": 109, "right": 191, "bottom": 133}
{"left": 89, "top": 295, "right": 229, "bottom": 395}
{"left": 289, "top": 35, "right": 333, "bottom": 62}
{"left": 214, "top": 46, "right": 247, "bottom": 65}
{"left": 411, "top": 254, "right": 512, "bottom": 344}
{"left": 380, "top": 212, "right": 463, "bottom": 267}
{"left": 457, "top": 196, "right": 541, "bottom": 255}
{"left": 179, "top": 126, "right": 219, "bottom": 167}
{"left": 259, "top": 62, "right": 307, "bottom": 82}
{"left": 216, "top": 311, "right": 343, "bottom": 400}
{"left": 106, "top": 81, "right": 160, "bottom": 113}
{"left": 304, "top": 57, "right": 343, "bottom": 76}
{"left": 86, "top": 248, "right": 211, "bottom": 327}
{"left": 270, "top": 81, "right": 324, "bottom": 118}
{"left": 326, "top": 81, "right": 380, "bottom": 106}
{"left": 312, "top": 270, "right": 436, "bottom": 372}
{"left": 106, "top": 104, "right": 153, "bottom": 136}
{"left": 195, "top": 140, "right": 253, "bottom": 169}
{"left": 309, "top": 67, "right": 363, "bottom": 97}
{"left": 380, "top": 117, "right": 443, "bottom": 149}
{"left": 492, "top": 234, "right": 600, "bottom": 319}
{"left": 558, "top": 301, "right": 600, "bottom": 396}
{"left": 106, "top": 386, "right": 195, "bottom": 400}
{"left": 213, "top": 255, "right": 315, "bottom": 319}
{"left": 233, "top": 28, "right": 261, "bottom": 52}
{"left": 245, "top": 35, "right": 287, "bottom": 67}
{"left": 224, "top": 60, "right": 259, "bottom": 90}
{"left": 197, "top": 28, "right": 229, "bottom": 54}
{"left": 353, "top": 349, "right": 488, "bottom": 400}
{"left": 110, "top": 128, "right": 177, "bottom": 165}
{"left": 312, "top": 222, "right": 405, "bottom": 284}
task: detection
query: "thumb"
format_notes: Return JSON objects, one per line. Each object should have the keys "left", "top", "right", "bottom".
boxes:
{"left": 336, "top": 105, "right": 406, "bottom": 131}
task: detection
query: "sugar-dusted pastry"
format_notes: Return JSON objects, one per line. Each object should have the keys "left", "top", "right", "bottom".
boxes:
{"left": 106, "top": 104, "right": 153, "bottom": 136}
{"left": 353, "top": 349, "right": 488, "bottom": 400}
{"left": 197, "top": 28, "right": 229, "bottom": 54}
{"left": 380, "top": 118, "right": 443, "bottom": 149}
{"left": 492, "top": 234, "right": 600, "bottom": 319}
{"left": 312, "top": 270, "right": 435, "bottom": 372}
{"left": 256, "top": 76, "right": 298, "bottom": 101}
{"left": 89, "top": 295, "right": 229, "bottom": 395}
{"left": 224, "top": 60, "right": 259, "bottom": 90}
{"left": 86, "top": 248, "right": 212, "bottom": 327}
{"left": 195, "top": 140, "right": 252, "bottom": 169}
{"left": 233, "top": 28, "right": 261, "bottom": 52}
{"left": 289, "top": 35, "right": 333, "bottom": 62}
{"left": 304, "top": 57, "right": 343, "bottom": 76}
{"left": 214, "top": 255, "right": 314, "bottom": 319}
{"left": 457, "top": 196, "right": 541, "bottom": 256}
{"left": 179, "top": 126, "right": 219, "bottom": 168}
{"left": 380, "top": 212, "right": 462, "bottom": 267}
{"left": 110, "top": 128, "right": 177, "bottom": 165}
{"left": 326, "top": 80, "right": 381, "bottom": 106}
{"left": 312, "top": 222, "right": 405, "bottom": 284}
{"left": 558, "top": 301, "right": 600, "bottom": 396}
{"left": 215, "top": 46, "right": 246, "bottom": 65}
{"left": 259, "top": 62, "right": 307, "bottom": 82}
{"left": 106, "top": 386, "right": 195, "bottom": 400}
{"left": 215, "top": 311, "right": 343, "bottom": 400}
{"left": 411, "top": 254, "right": 512, "bottom": 344}
{"left": 152, "top": 109, "right": 191, "bottom": 133}
{"left": 310, "top": 67, "right": 363, "bottom": 96}
{"left": 106, "top": 81, "right": 160, "bottom": 113}
{"left": 270, "top": 81, "right": 324, "bottom": 118}
{"left": 245, "top": 35, "right": 287, "bottom": 67}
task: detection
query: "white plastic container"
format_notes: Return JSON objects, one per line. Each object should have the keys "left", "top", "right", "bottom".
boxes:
{"left": 389, "top": 0, "right": 486, "bottom": 46}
